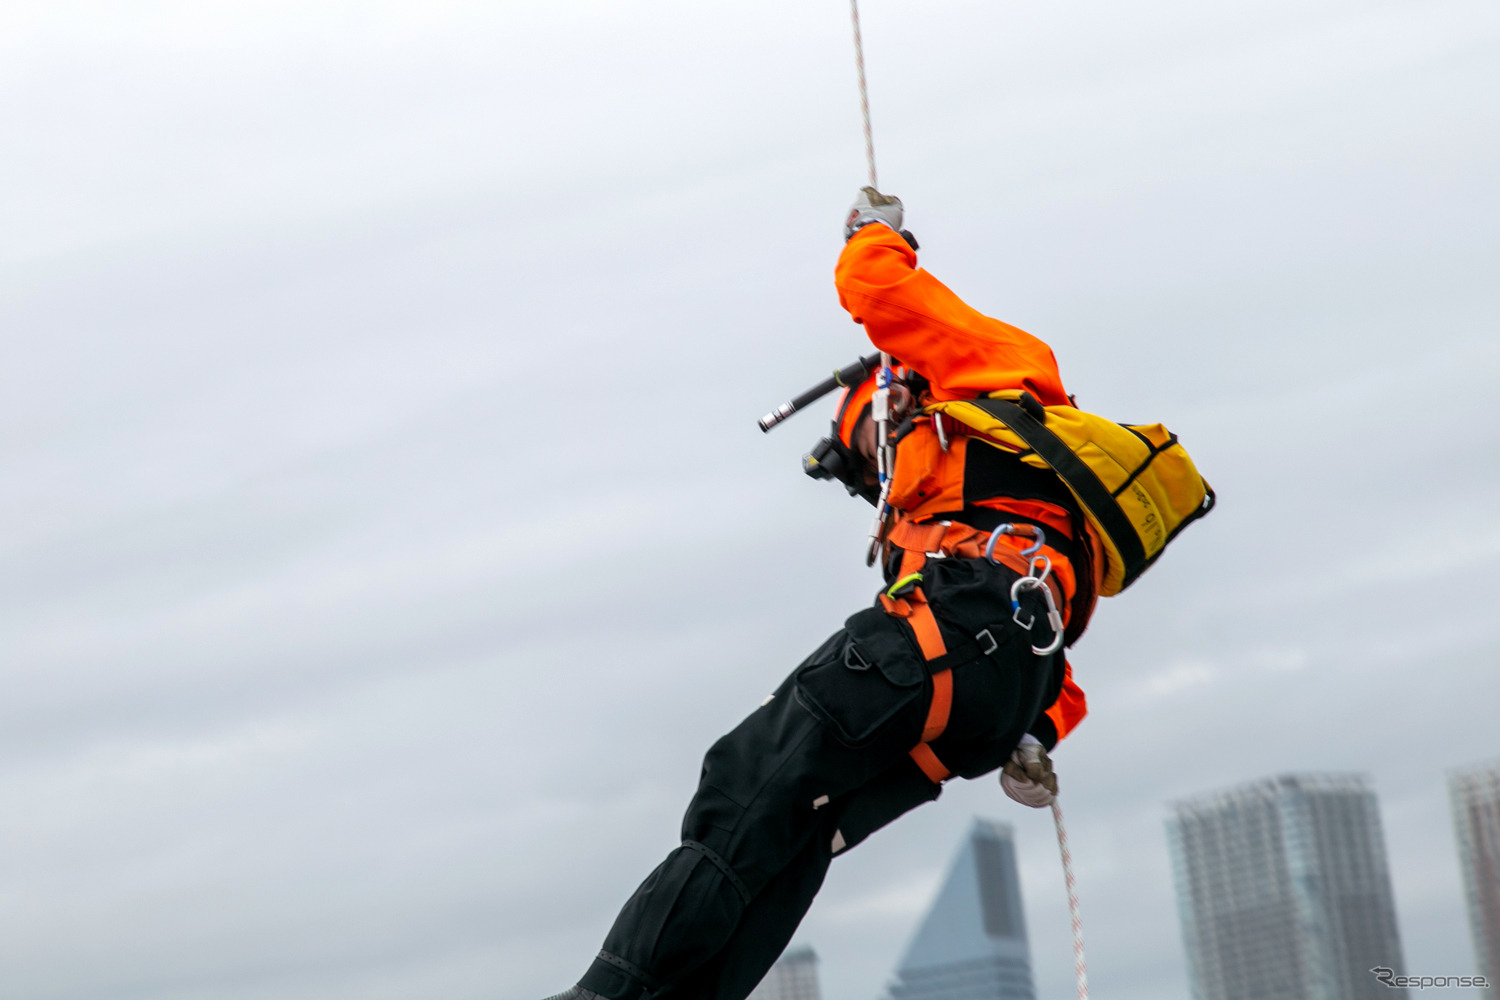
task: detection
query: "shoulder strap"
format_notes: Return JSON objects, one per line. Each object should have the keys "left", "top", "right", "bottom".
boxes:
{"left": 972, "top": 396, "right": 1149, "bottom": 588}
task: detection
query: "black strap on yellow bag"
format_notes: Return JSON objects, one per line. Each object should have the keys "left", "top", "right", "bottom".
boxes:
{"left": 928, "top": 390, "right": 1215, "bottom": 596}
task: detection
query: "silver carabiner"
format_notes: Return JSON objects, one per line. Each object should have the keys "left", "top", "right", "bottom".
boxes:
{"left": 1010, "top": 574, "right": 1041, "bottom": 629}
{"left": 994, "top": 523, "right": 1062, "bottom": 653}
{"left": 1032, "top": 590, "right": 1065, "bottom": 656}
{"left": 1010, "top": 571, "right": 1064, "bottom": 655}
{"left": 1029, "top": 553, "right": 1052, "bottom": 581}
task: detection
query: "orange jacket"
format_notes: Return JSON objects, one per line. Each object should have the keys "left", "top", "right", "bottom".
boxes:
{"left": 836, "top": 224, "right": 1071, "bottom": 405}
{"left": 1045, "top": 660, "right": 1088, "bottom": 746}
{"left": 836, "top": 222, "right": 1089, "bottom": 746}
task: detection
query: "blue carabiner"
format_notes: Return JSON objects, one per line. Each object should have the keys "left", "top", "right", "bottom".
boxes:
{"left": 985, "top": 523, "right": 1046, "bottom": 563}
{"left": 1019, "top": 526, "right": 1046, "bottom": 558}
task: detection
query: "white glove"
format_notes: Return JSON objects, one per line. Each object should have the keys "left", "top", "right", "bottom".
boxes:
{"left": 844, "top": 186, "right": 904, "bottom": 240}
{"left": 1001, "top": 734, "right": 1058, "bottom": 808}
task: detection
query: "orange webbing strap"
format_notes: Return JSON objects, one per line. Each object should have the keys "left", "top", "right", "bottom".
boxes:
{"left": 896, "top": 547, "right": 927, "bottom": 580}
{"left": 920, "top": 660, "right": 952, "bottom": 741}
{"left": 880, "top": 519, "right": 1073, "bottom": 785}
{"left": 878, "top": 587, "right": 946, "bottom": 659}
{"left": 887, "top": 519, "right": 949, "bottom": 554}
{"left": 911, "top": 660, "right": 954, "bottom": 783}
{"left": 906, "top": 593, "right": 946, "bottom": 660}
{"left": 886, "top": 519, "right": 1070, "bottom": 627}
{"left": 910, "top": 742, "right": 950, "bottom": 783}
{"left": 879, "top": 584, "right": 955, "bottom": 783}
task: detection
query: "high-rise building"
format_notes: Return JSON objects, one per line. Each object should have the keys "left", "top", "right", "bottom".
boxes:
{"left": 883, "top": 817, "right": 1036, "bottom": 1000}
{"left": 749, "top": 944, "right": 822, "bottom": 1000}
{"left": 1166, "top": 773, "right": 1406, "bottom": 1000}
{"left": 1449, "top": 760, "right": 1500, "bottom": 981}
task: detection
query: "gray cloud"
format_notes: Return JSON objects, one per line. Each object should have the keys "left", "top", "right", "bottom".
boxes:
{"left": 2, "top": 2, "right": 1498, "bottom": 999}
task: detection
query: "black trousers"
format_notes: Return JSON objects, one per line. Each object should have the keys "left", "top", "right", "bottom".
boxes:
{"left": 576, "top": 557, "right": 1063, "bottom": 1000}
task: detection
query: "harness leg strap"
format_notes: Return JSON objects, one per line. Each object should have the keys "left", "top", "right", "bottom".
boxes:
{"left": 909, "top": 663, "right": 953, "bottom": 782}
{"left": 920, "top": 668, "right": 952, "bottom": 743}
{"left": 879, "top": 584, "right": 956, "bottom": 784}
{"left": 910, "top": 742, "right": 950, "bottom": 783}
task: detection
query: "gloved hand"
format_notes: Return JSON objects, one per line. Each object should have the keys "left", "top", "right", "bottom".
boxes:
{"left": 1000, "top": 734, "right": 1058, "bottom": 808}
{"left": 844, "top": 186, "right": 904, "bottom": 240}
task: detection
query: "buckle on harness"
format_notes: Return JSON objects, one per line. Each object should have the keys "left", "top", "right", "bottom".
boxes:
{"left": 885, "top": 572, "right": 923, "bottom": 600}
{"left": 976, "top": 629, "right": 998, "bottom": 656}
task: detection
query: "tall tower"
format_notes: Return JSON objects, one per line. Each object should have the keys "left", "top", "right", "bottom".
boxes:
{"left": 1166, "top": 774, "right": 1406, "bottom": 1000}
{"left": 748, "top": 944, "right": 822, "bottom": 1000}
{"left": 1449, "top": 760, "right": 1500, "bottom": 981}
{"left": 884, "top": 817, "right": 1036, "bottom": 1000}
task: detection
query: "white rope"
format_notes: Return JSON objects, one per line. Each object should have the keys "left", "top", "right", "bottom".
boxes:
{"left": 1052, "top": 799, "right": 1090, "bottom": 1000}
{"left": 849, "top": 0, "right": 877, "bottom": 189}
{"left": 849, "top": 1, "right": 891, "bottom": 565}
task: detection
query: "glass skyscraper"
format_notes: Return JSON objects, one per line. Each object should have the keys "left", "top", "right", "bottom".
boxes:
{"left": 883, "top": 817, "right": 1036, "bottom": 1000}
{"left": 1167, "top": 773, "right": 1406, "bottom": 1000}
{"left": 748, "top": 944, "right": 822, "bottom": 1000}
{"left": 1449, "top": 760, "right": 1500, "bottom": 981}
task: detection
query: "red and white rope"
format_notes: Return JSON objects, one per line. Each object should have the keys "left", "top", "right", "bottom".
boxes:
{"left": 849, "top": 0, "right": 877, "bottom": 189}
{"left": 1052, "top": 799, "right": 1090, "bottom": 1000}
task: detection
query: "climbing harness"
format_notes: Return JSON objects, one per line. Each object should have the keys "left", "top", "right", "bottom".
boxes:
{"left": 1053, "top": 799, "right": 1090, "bottom": 1000}
{"left": 876, "top": 572, "right": 952, "bottom": 783}
{"left": 877, "top": 518, "right": 1073, "bottom": 788}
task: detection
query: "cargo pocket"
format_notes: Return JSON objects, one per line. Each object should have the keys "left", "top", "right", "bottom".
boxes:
{"left": 793, "top": 607, "right": 927, "bottom": 748}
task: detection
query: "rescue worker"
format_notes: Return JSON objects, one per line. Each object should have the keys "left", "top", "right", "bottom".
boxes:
{"left": 543, "top": 188, "right": 1094, "bottom": 1000}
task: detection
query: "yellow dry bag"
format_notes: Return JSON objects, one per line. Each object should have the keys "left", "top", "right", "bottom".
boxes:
{"left": 928, "top": 390, "right": 1215, "bottom": 596}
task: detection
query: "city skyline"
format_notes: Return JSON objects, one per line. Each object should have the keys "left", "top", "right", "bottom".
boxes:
{"left": 1449, "top": 760, "right": 1500, "bottom": 983}
{"left": 1167, "top": 773, "right": 1405, "bottom": 1000}
{"left": 761, "top": 758, "right": 1500, "bottom": 999}
{"left": 882, "top": 817, "right": 1036, "bottom": 1000}
{"left": 749, "top": 945, "right": 824, "bottom": 1000}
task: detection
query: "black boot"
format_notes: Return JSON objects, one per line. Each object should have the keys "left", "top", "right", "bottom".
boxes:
{"left": 539, "top": 989, "right": 605, "bottom": 1000}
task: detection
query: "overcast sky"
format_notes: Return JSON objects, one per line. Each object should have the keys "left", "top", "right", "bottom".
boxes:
{"left": 3, "top": 2, "right": 1499, "bottom": 998}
